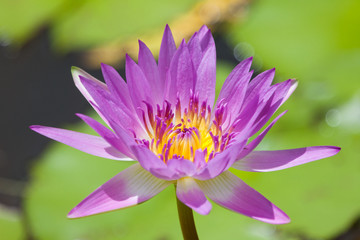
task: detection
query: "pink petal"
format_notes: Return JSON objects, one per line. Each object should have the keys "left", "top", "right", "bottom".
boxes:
{"left": 30, "top": 125, "right": 130, "bottom": 160}
{"left": 198, "top": 171, "right": 290, "bottom": 224}
{"left": 68, "top": 163, "right": 171, "bottom": 218}
{"left": 176, "top": 177, "right": 212, "bottom": 215}
{"left": 232, "top": 146, "right": 341, "bottom": 172}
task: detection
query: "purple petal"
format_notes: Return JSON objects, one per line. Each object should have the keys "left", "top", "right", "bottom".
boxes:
{"left": 193, "top": 149, "right": 206, "bottom": 169}
{"left": 72, "top": 66, "right": 107, "bottom": 101}
{"left": 195, "top": 36, "right": 216, "bottom": 108}
{"left": 165, "top": 41, "right": 195, "bottom": 107}
{"left": 246, "top": 92, "right": 282, "bottom": 137}
{"left": 68, "top": 163, "right": 171, "bottom": 218}
{"left": 30, "top": 125, "right": 131, "bottom": 160}
{"left": 79, "top": 75, "right": 144, "bottom": 137}
{"left": 198, "top": 27, "right": 213, "bottom": 51}
{"left": 176, "top": 177, "right": 212, "bottom": 215}
{"left": 217, "top": 57, "right": 253, "bottom": 107}
{"left": 232, "top": 146, "right": 341, "bottom": 172}
{"left": 231, "top": 94, "right": 261, "bottom": 134}
{"left": 248, "top": 79, "right": 297, "bottom": 136}
{"left": 196, "top": 25, "right": 210, "bottom": 42}
{"left": 71, "top": 67, "right": 109, "bottom": 123}
{"left": 187, "top": 32, "right": 202, "bottom": 70}
{"left": 167, "top": 158, "right": 196, "bottom": 177}
{"left": 158, "top": 24, "right": 176, "bottom": 85}
{"left": 224, "top": 71, "right": 253, "bottom": 125}
{"left": 236, "top": 111, "right": 287, "bottom": 160}
{"left": 280, "top": 79, "right": 297, "bottom": 106}
{"left": 125, "top": 54, "right": 154, "bottom": 113}
{"left": 76, "top": 114, "right": 135, "bottom": 159}
{"left": 198, "top": 171, "right": 290, "bottom": 224}
{"left": 146, "top": 167, "right": 181, "bottom": 181}
{"left": 130, "top": 146, "right": 187, "bottom": 180}
{"left": 138, "top": 40, "right": 162, "bottom": 103}
{"left": 130, "top": 145, "right": 167, "bottom": 172}
{"left": 194, "top": 141, "right": 246, "bottom": 180}
{"left": 243, "top": 68, "right": 275, "bottom": 106}
{"left": 100, "top": 63, "right": 133, "bottom": 110}
{"left": 187, "top": 26, "right": 214, "bottom": 70}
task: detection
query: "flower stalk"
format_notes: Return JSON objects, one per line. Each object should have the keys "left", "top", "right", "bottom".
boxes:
{"left": 176, "top": 186, "right": 199, "bottom": 240}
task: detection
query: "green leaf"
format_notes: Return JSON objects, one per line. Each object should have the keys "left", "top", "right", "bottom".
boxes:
{"left": 0, "top": 0, "right": 65, "bottom": 46}
{"left": 229, "top": 0, "right": 360, "bottom": 103}
{"left": 0, "top": 205, "right": 24, "bottom": 239}
{"left": 51, "top": 0, "right": 198, "bottom": 51}
{"left": 225, "top": 1, "right": 360, "bottom": 236}
{"left": 0, "top": 0, "right": 198, "bottom": 51}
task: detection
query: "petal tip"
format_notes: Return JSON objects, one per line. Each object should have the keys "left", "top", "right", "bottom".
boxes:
{"left": 164, "top": 24, "right": 171, "bottom": 31}
{"left": 71, "top": 66, "right": 80, "bottom": 73}
{"left": 245, "top": 56, "right": 253, "bottom": 62}
{"left": 100, "top": 62, "right": 108, "bottom": 69}
{"left": 67, "top": 207, "right": 81, "bottom": 219}
{"left": 125, "top": 54, "right": 135, "bottom": 65}
{"left": 138, "top": 39, "right": 145, "bottom": 47}
{"left": 255, "top": 205, "right": 291, "bottom": 225}
{"left": 75, "top": 113, "right": 86, "bottom": 119}
{"left": 197, "top": 201, "right": 212, "bottom": 215}
{"left": 271, "top": 216, "right": 291, "bottom": 225}
{"left": 29, "top": 125, "right": 43, "bottom": 132}
{"left": 290, "top": 78, "right": 298, "bottom": 86}
{"left": 330, "top": 146, "right": 341, "bottom": 154}
{"left": 269, "top": 67, "right": 276, "bottom": 73}
{"left": 240, "top": 56, "right": 253, "bottom": 67}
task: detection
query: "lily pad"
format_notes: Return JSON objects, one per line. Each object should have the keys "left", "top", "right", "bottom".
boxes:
{"left": 0, "top": 204, "right": 24, "bottom": 239}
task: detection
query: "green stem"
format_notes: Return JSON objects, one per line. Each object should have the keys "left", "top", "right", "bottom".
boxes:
{"left": 175, "top": 186, "right": 199, "bottom": 240}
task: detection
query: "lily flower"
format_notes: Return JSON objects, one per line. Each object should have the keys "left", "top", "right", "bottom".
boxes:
{"left": 30, "top": 25, "right": 340, "bottom": 226}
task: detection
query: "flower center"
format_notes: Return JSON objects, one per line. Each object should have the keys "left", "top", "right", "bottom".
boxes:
{"left": 136, "top": 92, "right": 235, "bottom": 163}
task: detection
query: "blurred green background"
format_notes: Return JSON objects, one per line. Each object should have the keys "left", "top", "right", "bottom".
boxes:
{"left": 0, "top": 0, "right": 359, "bottom": 239}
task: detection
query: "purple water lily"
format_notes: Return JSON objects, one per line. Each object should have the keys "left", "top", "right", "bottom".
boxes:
{"left": 30, "top": 25, "right": 340, "bottom": 225}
